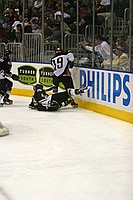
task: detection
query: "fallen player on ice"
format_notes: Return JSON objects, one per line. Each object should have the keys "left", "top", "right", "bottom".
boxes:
{"left": 29, "top": 84, "right": 90, "bottom": 111}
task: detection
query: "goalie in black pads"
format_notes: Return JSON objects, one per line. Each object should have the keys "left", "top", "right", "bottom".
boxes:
{"left": 0, "top": 50, "right": 19, "bottom": 106}
{"left": 29, "top": 84, "right": 89, "bottom": 111}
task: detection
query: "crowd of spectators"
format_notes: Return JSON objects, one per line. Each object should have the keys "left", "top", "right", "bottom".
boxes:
{"left": 0, "top": 0, "right": 132, "bottom": 70}
{"left": 79, "top": 32, "right": 132, "bottom": 70}
{"left": 0, "top": 0, "right": 129, "bottom": 43}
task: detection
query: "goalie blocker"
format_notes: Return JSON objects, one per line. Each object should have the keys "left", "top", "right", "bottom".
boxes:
{"left": 29, "top": 84, "right": 90, "bottom": 111}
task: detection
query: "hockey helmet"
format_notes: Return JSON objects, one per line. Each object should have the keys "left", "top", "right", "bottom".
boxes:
{"left": 33, "top": 84, "right": 43, "bottom": 91}
{"left": 55, "top": 47, "right": 63, "bottom": 54}
{"left": 4, "top": 49, "right": 12, "bottom": 56}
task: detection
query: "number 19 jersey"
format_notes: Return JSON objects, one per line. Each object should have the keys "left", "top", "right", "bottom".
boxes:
{"left": 51, "top": 52, "right": 74, "bottom": 77}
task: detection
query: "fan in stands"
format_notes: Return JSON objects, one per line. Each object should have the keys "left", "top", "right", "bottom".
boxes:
{"left": 0, "top": 121, "right": 9, "bottom": 136}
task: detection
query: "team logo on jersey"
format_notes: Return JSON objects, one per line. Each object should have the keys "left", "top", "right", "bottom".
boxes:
{"left": 39, "top": 66, "right": 53, "bottom": 87}
{"left": 18, "top": 65, "right": 37, "bottom": 84}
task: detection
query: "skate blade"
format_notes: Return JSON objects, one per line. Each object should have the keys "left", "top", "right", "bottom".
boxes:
{"left": 29, "top": 105, "right": 36, "bottom": 109}
{"left": 72, "top": 104, "right": 78, "bottom": 108}
{"left": 3, "top": 102, "right": 13, "bottom": 105}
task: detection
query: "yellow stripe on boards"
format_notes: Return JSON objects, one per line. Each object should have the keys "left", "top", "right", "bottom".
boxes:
{"left": 11, "top": 88, "right": 33, "bottom": 97}
{"left": 11, "top": 88, "right": 53, "bottom": 97}
{"left": 11, "top": 88, "right": 133, "bottom": 124}
{"left": 75, "top": 98, "right": 133, "bottom": 124}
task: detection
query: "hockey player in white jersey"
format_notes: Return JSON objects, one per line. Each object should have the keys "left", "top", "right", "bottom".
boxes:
{"left": 51, "top": 47, "right": 78, "bottom": 108}
{"left": 29, "top": 84, "right": 90, "bottom": 111}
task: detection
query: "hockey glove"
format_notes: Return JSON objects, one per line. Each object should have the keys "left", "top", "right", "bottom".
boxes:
{"left": 68, "top": 61, "right": 74, "bottom": 68}
{"left": 11, "top": 74, "right": 19, "bottom": 81}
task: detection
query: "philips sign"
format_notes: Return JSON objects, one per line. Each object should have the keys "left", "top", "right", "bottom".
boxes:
{"left": 80, "top": 69, "right": 131, "bottom": 108}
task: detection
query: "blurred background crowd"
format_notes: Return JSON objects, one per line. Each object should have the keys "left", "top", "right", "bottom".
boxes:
{"left": 0, "top": 0, "right": 132, "bottom": 71}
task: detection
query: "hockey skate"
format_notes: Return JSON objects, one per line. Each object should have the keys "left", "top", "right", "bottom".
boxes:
{"left": 3, "top": 97, "right": 13, "bottom": 105}
{"left": 62, "top": 98, "right": 71, "bottom": 107}
{"left": 0, "top": 94, "right": 3, "bottom": 107}
{"left": 29, "top": 102, "right": 36, "bottom": 109}
{"left": 0, "top": 102, "right": 3, "bottom": 107}
{"left": 70, "top": 99, "right": 78, "bottom": 108}
{"left": 29, "top": 97, "right": 38, "bottom": 109}
{"left": 70, "top": 98, "right": 78, "bottom": 108}
{"left": 75, "top": 86, "right": 90, "bottom": 95}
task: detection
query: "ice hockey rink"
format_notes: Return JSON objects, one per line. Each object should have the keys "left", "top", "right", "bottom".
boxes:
{"left": 0, "top": 95, "right": 133, "bottom": 200}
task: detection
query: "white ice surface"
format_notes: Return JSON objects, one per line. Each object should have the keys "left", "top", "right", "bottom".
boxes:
{"left": 0, "top": 95, "right": 133, "bottom": 200}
